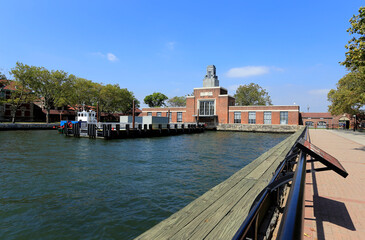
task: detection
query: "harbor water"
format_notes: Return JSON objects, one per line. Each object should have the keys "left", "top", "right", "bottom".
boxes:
{"left": 0, "top": 130, "right": 290, "bottom": 239}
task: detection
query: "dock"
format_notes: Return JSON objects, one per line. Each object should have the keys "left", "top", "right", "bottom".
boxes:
{"left": 62, "top": 123, "right": 205, "bottom": 139}
{"left": 135, "top": 127, "right": 305, "bottom": 239}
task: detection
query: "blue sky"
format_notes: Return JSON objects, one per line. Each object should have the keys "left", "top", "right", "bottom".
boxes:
{"left": 0, "top": 0, "right": 363, "bottom": 112}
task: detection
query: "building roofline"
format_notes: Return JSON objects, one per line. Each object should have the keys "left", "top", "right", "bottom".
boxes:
{"left": 218, "top": 94, "right": 234, "bottom": 98}
{"left": 193, "top": 86, "right": 228, "bottom": 91}
{"left": 230, "top": 105, "right": 299, "bottom": 108}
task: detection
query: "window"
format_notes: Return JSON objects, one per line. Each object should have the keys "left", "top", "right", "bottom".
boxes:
{"left": 248, "top": 111, "right": 256, "bottom": 124}
{"left": 317, "top": 121, "right": 326, "bottom": 128}
{"left": 177, "top": 112, "right": 182, "bottom": 122}
{"left": 280, "top": 111, "right": 288, "bottom": 125}
{"left": 169, "top": 112, "right": 172, "bottom": 122}
{"left": 157, "top": 112, "right": 161, "bottom": 117}
{"left": 147, "top": 112, "right": 152, "bottom": 116}
{"left": 199, "top": 100, "right": 214, "bottom": 116}
{"left": 264, "top": 111, "right": 272, "bottom": 124}
{"left": 305, "top": 121, "right": 314, "bottom": 126}
{"left": 234, "top": 112, "right": 241, "bottom": 123}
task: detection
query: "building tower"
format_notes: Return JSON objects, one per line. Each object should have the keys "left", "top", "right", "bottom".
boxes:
{"left": 203, "top": 65, "right": 219, "bottom": 87}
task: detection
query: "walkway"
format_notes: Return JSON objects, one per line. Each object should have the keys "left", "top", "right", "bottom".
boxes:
{"left": 304, "top": 129, "right": 365, "bottom": 240}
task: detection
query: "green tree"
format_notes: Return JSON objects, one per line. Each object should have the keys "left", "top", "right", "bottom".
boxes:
{"left": 8, "top": 63, "right": 36, "bottom": 123}
{"left": 25, "top": 65, "right": 71, "bottom": 123}
{"left": 328, "top": 6, "right": 365, "bottom": 117}
{"left": 234, "top": 83, "right": 272, "bottom": 106}
{"left": 0, "top": 71, "right": 7, "bottom": 80}
{"left": 167, "top": 96, "right": 186, "bottom": 107}
{"left": 99, "top": 84, "right": 139, "bottom": 114}
{"left": 328, "top": 69, "right": 365, "bottom": 115}
{"left": 67, "top": 77, "right": 102, "bottom": 111}
{"left": 341, "top": 7, "right": 365, "bottom": 71}
{"left": 144, "top": 92, "right": 168, "bottom": 107}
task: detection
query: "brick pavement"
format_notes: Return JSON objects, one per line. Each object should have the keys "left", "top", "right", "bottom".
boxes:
{"left": 303, "top": 129, "right": 365, "bottom": 240}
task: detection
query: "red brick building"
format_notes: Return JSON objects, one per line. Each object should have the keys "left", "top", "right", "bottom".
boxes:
{"left": 301, "top": 112, "right": 356, "bottom": 129}
{"left": 141, "top": 65, "right": 300, "bottom": 126}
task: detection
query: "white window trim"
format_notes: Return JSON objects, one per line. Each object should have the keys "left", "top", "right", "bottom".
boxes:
{"left": 197, "top": 99, "right": 216, "bottom": 116}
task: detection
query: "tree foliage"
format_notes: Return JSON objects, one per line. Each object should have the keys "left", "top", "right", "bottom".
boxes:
{"left": 3, "top": 62, "right": 140, "bottom": 122}
{"left": 341, "top": 7, "right": 365, "bottom": 71}
{"left": 67, "top": 77, "right": 102, "bottom": 111}
{"left": 0, "top": 71, "right": 7, "bottom": 80}
{"left": 99, "top": 84, "right": 139, "bottom": 113}
{"left": 7, "top": 63, "right": 37, "bottom": 123}
{"left": 328, "top": 68, "right": 365, "bottom": 115}
{"left": 167, "top": 96, "right": 186, "bottom": 107}
{"left": 328, "top": 6, "right": 365, "bottom": 117}
{"left": 234, "top": 83, "right": 272, "bottom": 106}
{"left": 144, "top": 92, "right": 168, "bottom": 107}
{"left": 12, "top": 63, "right": 72, "bottom": 123}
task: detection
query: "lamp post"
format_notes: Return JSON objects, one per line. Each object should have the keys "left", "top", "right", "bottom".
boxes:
{"left": 353, "top": 114, "right": 356, "bottom": 131}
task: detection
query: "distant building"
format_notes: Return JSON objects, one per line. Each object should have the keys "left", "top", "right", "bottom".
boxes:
{"left": 141, "top": 65, "right": 300, "bottom": 126}
{"left": 301, "top": 112, "right": 357, "bottom": 129}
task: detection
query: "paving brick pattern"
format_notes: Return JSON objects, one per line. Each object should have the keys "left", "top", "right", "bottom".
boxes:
{"left": 303, "top": 129, "right": 365, "bottom": 240}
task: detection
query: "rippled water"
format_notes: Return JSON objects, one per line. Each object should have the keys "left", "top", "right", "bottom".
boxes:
{"left": 0, "top": 130, "right": 290, "bottom": 239}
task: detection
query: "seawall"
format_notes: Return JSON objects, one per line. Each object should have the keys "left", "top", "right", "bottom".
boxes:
{"left": 0, "top": 123, "right": 58, "bottom": 130}
{"left": 217, "top": 123, "right": 300, "bottom": 133}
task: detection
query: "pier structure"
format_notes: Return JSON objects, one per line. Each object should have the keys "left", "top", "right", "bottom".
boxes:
{"left": 62, "top": 122, "right": 205, "bottom": 139}
{"left": 136, "top": 127, "right": 354, "bottom": 239}
{"left": 136, "top": 127, "right": 306, "bottom": 239}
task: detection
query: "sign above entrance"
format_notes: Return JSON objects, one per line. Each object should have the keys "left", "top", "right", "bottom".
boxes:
{"left": 200, "top": 92, "right": 213, "bottom": 96}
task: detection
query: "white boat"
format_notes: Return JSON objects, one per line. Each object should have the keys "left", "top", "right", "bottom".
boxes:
{"left": 76, "top": 110, "right": 97, "bottom": 124}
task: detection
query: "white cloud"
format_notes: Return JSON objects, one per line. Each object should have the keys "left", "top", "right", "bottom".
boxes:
{"left": 91, "top": 52, "right": 118, "bottom": 62}
{"left": 226, "top": 66, "right": 285, "bottom": 78}
{"left": 226, "top": 66, "right": 270, "bottom": 78}
{"left": 308, "top": 89, "right": 330, "bottom": 96}
{"left": 166, "top": 41, "right": 176, "bottom": 50}
{"left": 107, "top": 53, "right": 118, "bottom": 62}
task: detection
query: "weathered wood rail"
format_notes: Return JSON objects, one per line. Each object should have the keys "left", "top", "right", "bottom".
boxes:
{"left": 136, "top": 127, "right": 305, "bottom": 240}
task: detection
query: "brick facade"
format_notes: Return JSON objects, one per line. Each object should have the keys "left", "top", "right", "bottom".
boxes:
{"left": 301, "top": 112, "right": 357, "bottom": 129}
{"left": 142, "top": 66, "right": 300, "bottom": 126}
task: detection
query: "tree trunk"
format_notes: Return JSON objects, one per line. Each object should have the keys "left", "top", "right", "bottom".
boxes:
{"left": 11, "top": 110, "right": 16, "bottom": 123}
{"left": 46, "top": 108, "right": 50, "bottom": 123}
